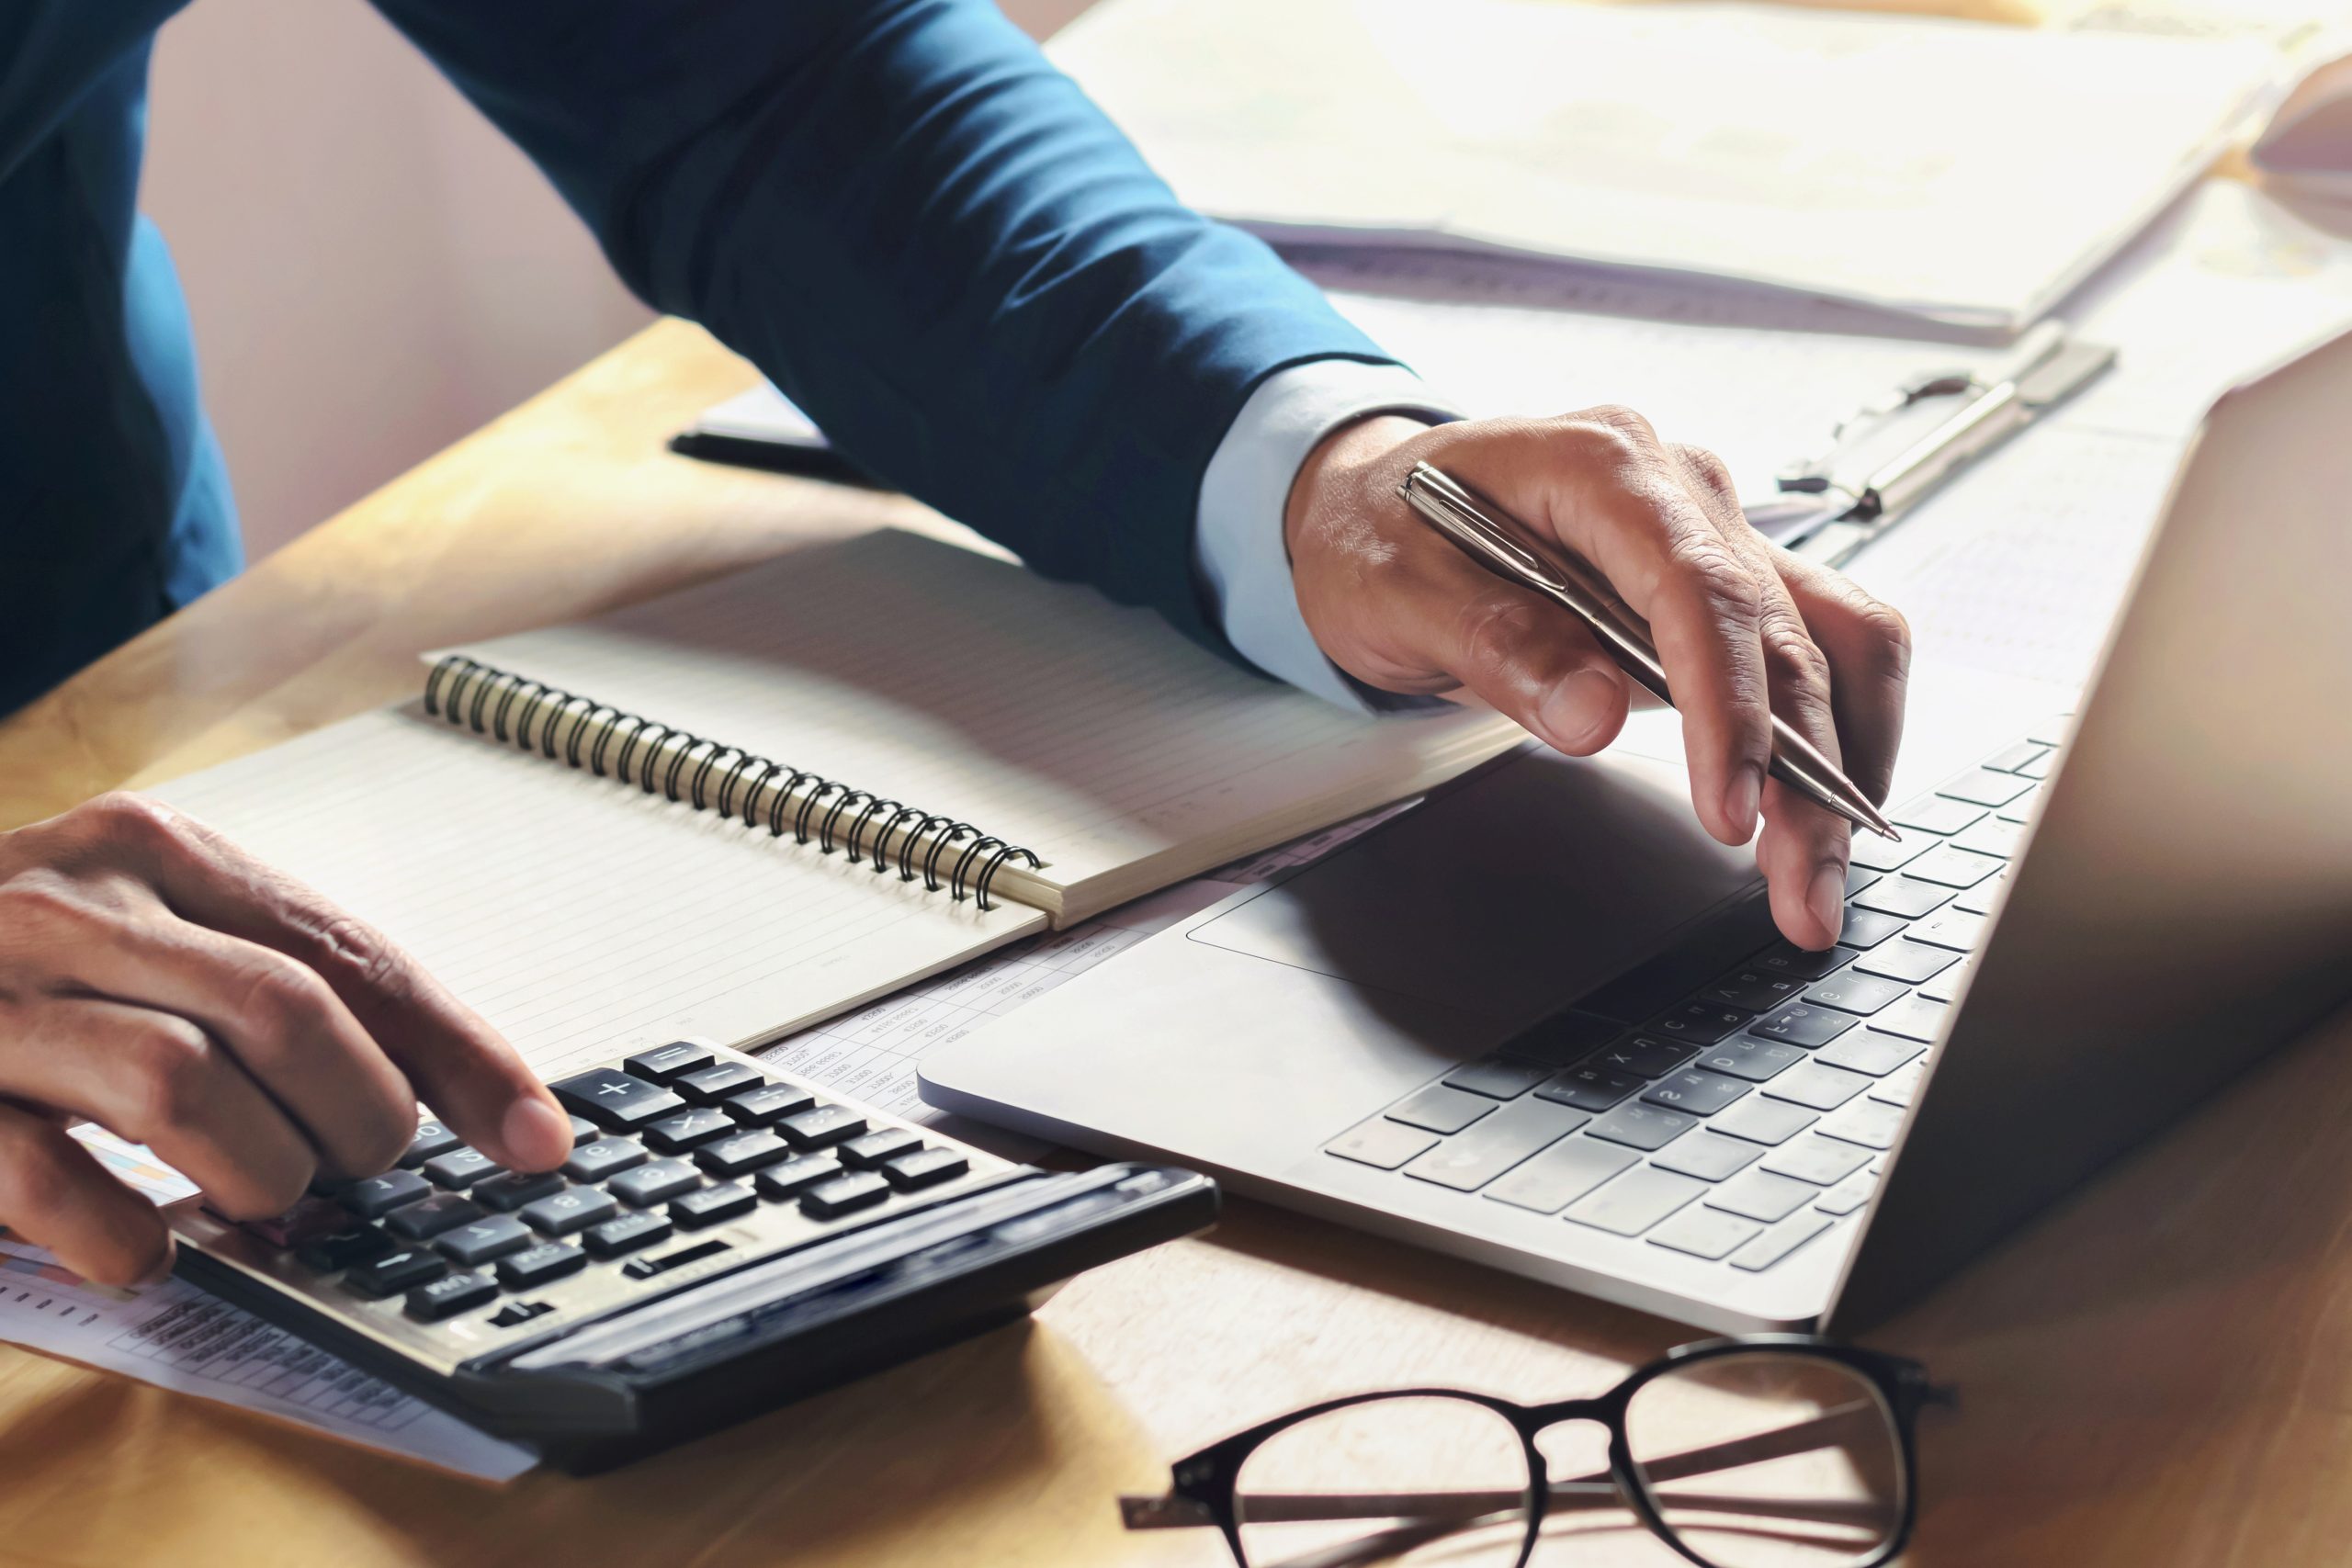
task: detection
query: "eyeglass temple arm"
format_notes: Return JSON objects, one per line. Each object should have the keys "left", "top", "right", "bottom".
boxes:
{"left": 1120, "top": 1399, "right": 1894, "bottom": 1530}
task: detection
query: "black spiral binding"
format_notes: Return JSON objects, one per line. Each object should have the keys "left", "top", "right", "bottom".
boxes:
{"left": 421, "top": 655, "right": 1040, "bottom": 910}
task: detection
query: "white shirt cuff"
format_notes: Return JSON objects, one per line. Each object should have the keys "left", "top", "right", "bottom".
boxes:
{"left": 1195, "top": 359, "right": 1466, "bottom": 712}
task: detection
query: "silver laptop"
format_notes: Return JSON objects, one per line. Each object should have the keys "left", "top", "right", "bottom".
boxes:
{"left": 919, "top": 330, "right": 2352, "bottom": 1334}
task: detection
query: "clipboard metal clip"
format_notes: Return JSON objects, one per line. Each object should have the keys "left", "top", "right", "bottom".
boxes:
{"left": 1755, "top": 321, "right": 2117, "bottom": 567}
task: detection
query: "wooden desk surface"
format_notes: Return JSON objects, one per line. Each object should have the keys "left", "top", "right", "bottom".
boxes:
{"left": 4, "top": 320, "right": 2348, "bottom": 1568}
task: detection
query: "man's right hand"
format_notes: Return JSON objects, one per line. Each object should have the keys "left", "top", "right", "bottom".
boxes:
{"left": 0, "top": 794, "right": 572, "bottom": 1287}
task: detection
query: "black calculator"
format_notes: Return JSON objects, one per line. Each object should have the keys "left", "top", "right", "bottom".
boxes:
{"left": 166, "top": 1039, "right": 1216, "bottom": 1472}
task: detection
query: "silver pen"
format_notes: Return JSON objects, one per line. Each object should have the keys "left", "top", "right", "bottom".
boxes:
{"left": 1397, "top": 461, "right": 1900, "bottom": 842}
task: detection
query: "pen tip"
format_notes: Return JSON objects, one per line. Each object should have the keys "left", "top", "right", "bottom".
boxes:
{"left": 1877, "top": 824, "right": 1903, "bottom": 843}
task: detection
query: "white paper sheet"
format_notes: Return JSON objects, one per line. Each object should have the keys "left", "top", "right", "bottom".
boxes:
{"left": 1051, "top": 0, "right": 2280, "bottom": 329}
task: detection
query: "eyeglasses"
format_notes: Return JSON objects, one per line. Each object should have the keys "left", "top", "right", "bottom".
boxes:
{"left": 1119, "top": 1336, "right": 1953, "bottom": 1568}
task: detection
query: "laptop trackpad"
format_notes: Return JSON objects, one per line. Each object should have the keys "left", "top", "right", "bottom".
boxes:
{"left": 1188, "top": 746, "right": 1761, "bottom": 1030}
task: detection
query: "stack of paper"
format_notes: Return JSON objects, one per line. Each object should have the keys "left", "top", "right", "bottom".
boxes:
{"left": 1052, "top": 0, "right": 2279, "bottom": 332}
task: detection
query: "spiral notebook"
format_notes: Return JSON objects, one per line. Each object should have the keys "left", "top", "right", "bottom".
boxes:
{"left": 147, "top": 529, "right": 1515, "bottom": 1081}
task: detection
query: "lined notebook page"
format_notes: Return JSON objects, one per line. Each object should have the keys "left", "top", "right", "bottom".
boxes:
{"left": 147, "top": 707, "right": 1043, "bottom": 1083}
{"left": 443, "top": 529, "right": 1513, "bottom": 907}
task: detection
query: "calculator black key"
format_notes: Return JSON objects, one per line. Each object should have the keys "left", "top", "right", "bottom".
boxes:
{"left": 672, "top": 1183, "right": 758, "bottom": 1229}
{"left": 1700, "top": 970, "right": 1807, "bottom": 1014}
{"left": 1849, "top": 877, "right": 1952, "bottom": 920}
{"left": 882, "top": 1148, "right": 969, "bottom": 1190}
{"left": 779, "top": 1104, "right": 869, "bottom": 1149}
{"left": 567, "top": 1114, "right": 599, "bottom": 1143}
{"left": 801, "top": 1172, "right": 892, "bottom": 1220}
{"left": 345, "top": 1247, "right": 447, "bottom": 1298}
{"left": 401, "top": 1121, "right": 462, "bottom": 1169}
{"left": 498, "top": 1243, "right": 589, "bottom": 1289}
{"left": 1640, "top": 1069, "right": 1749, "bottom": 1117}
{"left": 725, "top": 1082, "right": 818, "bottom": 1127}
{"left": 296, "top": 1227, "right": 392, "bottom": 1273}
{"left": 1747, "top": 942, "right": 1855, "bottom": 981}
{"left": 1534, "top": 1065, "right": 1644, "bottom": 1112}
{"left": 385, "top": 1193, "right": 484, "bottom": 1241}
{"left": 608, "top": 1157, "right": 702, "bottom": 1208}
{"left": 840, "top": 1127, "right": 925, "bottom": 1169}
{"left": 643, "top": 1106, "right": 740, "bottom": 1153}
{"left": 1584, "top": 1102, "right": 1699, "bottom": 1153}
{"left": 561, "top": 1137, "right": 649, "bottom": 1183}
{"left": 435, "top": 1214, "right": 536, "bottom": 1267}
{"left": 621, "top": 1239, "right": 731, "bottom": 1280}
{"left": 1802, "top": 972, "right": 1911, "bottom": 1017}
{"left": 623, "top": 1043, "right": 716, "bottom": 1083}
{"left": 583, "top": 1213, "right": 673, "bottom": 1258}
{"left": 490, "top": 1301, "right": 556, "bottom": 1329}
{"left": 422, "top": 1147, "right": 502, "bottom": 1191}
{"left": 695, "top": 1130, "right": 797, "bottom": 1178}
{"left": 521, "top": 1187, "right": 620, "bottom": 1237}
{"left": 1585, "top": 1035, "right": 1697, "bottom": 1080}
{"left": 472, "top": 1169, "right": 566, "bottom": 1212}
{"left": 1852, "top": 940, "right": 1961, "bottom": 986}
{"left": 1644, "top": 1003, "right": 1749, "bottom": 1046}
{"left": 1832, "top": 908, "right": 1910, "bottom": 951}
{"left": 1442, "top": 1056, "right": 1551, "bottom": 1100}
{"left": 754, "top": 1155, "right": 844, "bottom": 1200}
{"left": 550, "top": 1066, "right": 688, "bottom": 1131}
{"left": 342, "top": 1170, "right": 432, "bottom": 1220}
{"left": 675, "top": 1061, "right": 766, "bottom": 1104}
{"left": 406, "top": 1270, "right": 498, "bottom": 1323}
{"left": 1690, "top": 1038, "right": 1805, "bottom": 1083}
{"left": 1747, "top": 1002, "right": 1856, "bottom": 1048}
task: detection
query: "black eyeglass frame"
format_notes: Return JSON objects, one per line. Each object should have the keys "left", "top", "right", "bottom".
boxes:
{"left": 1144, "top": 1335, "right": 1951, "bottom": 1568}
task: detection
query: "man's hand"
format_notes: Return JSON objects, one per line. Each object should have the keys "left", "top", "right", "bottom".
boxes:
{"left": 1287, "top": 410, "right": 1911, "bottom": 952}
{"left": 0, "top": 795, "right": 573, "bottom": 1286}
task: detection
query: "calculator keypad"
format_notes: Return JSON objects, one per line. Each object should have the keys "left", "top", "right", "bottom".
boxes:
{"left": 172, "top": 1043, "right": 1012, "bottom": 1359}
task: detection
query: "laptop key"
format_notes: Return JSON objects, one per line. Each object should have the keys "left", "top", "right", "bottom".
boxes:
{"left": 1867, "top": 1064, "right": 1928, "bottom": 1108}
{"left": 1845, "top": 864, "right": 1882, "bottom": 897}
{"left": 1691, "top": 1038, "right": 1805, "bottom": 1083}
{"left": 1442, "top": 1057, "right": 1552, "bottom": 1100}
{"left": 1853, "top": 940, "right": 1960, "bottom": 986}
{"left": 1984, "top": 740, "right": 2049, "bottom": 774}
{"left": 1864, "top": 995, "right": 1949, "bottom": 1044}
{"left": 1708, "top": 1096, "right": 1818, "bottom": 1146}
{"left": 1504, "top": 1010, "right": 1623, "bottom": 1066}
{"left": 2016, "top": 751, "right": 2055, "bottom": 781}
{"left": 1730, "top": 1212, "right": 1837, "bottom": 1272}
{"left": 1649, "top": 1131, "right": 1764, "bottom": 1182}
{"left": 1848, "top": 832, "right": 1928, "bottom": 873}
{"left": 1402, "top": 1098, "right": 1588, "bottom": 1191}
{"left": 1747, "top": 1003, "right": 1856, "bottom": 1049}
{"left": 1996, "top": 785, "right": 2043, "bottom": 824}
{"left": 1951, "top": 816, "right": 2026, "bottom": 859}
{"left": 1327, "top": 1120, "right": 1441, "bottom": 1170}
{"left": 1566, "top": 1168, "right": 1708, "bottom": 1237}
{"left": 1701, "top": 971, "right": 1807, "bottom": 1014}
{"left": 1762, "top": 1061, "right": 1873, "bottom": 1112}
{"left": 1386, "top": 1083, "right": 1499, "bottom": 1135}
{"left": 1645, "top": 1004, "right": 1750, "bottom": 1046}
{"left": 1706, "top": 1169, "right": 1817, "bottom": 1224}
{"left": 1892, "top": 795, "right": 1986, "bottom": 836}
{"left": 1816, "top": 1032, "right": 1927, "bottom": 1077}
{"left": 1815, "top": 1175, "right": 1877, "bottom": 1216}
{"left": 1484, "top": 1136, "right": 1636, "bottom": 1214}
{"left": 1902, "top": 845, "right": 2005, "bottom": 890}
{"left": 1536, "top": 1066, "right": 1645, "bottom": 1113}
{"left": 1834, "top": 908, "right": 1910, "bottom": 951}
{"left": 1761, "top": 1135, "right": 1871, "bottom": 1187}
{"left": 1919, "top": 960, "right": 1975, "bottom": 1002}
{"left": 1586, "top": 1036, "right": 1697, "bottom": 1080}
{"left": 1585, "top": 1102, "right": 1700, "bottom": 1152}
{"left": 1818, "top": 1099, "right": 1907, "bottom": 1151}
{"left": 1747, "top": 942, "right": 1856, "bottom": 981}
{"left": 1641, "top": 1069, "right": 1749, "bottom": 1116}
{"left": 1850, "top": 877, "right": 1951, "bottom": 919}
{"left": 1937, "top": 768, "right": 2034, "bottom": 808}
{"left": 1802, "top": 973, "right": 1909, "bottom": 1017}
{"left": 1912, "top": 909, "right": 1990, "bottom": 951}
{"left": 1648, "top": 1206, "right": 1765, "bottom": 1261}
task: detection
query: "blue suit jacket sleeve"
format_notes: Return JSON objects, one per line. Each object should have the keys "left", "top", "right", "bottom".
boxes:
{"left": 370, "top": 0, "right": 1395, "bottom": 650}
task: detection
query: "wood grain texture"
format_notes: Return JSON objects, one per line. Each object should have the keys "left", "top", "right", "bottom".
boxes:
{"left": 1, "top": 320, "right": 2346, "bottom": 1567}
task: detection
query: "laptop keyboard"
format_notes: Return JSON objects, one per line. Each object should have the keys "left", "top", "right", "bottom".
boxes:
{"left": 1324, "top": 722, "right": 2067, "bottom": 1275}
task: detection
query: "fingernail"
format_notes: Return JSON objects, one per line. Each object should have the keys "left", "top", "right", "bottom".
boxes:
{"left": 1537, "top": 669, "right": 1621, "bottom": 753}
{"left": 503, "top": 1096, "right": 573, "bottom": 1170}
{"left": 1723, "top": 763, "right": 1764, "bottom": 839}
{"left": 1808, "top": 863, "right": 1848, "bottom": 945}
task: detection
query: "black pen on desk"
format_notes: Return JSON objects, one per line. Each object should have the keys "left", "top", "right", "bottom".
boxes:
{"left": 1396, "top": 461, "right": 1900, "bottom": 842}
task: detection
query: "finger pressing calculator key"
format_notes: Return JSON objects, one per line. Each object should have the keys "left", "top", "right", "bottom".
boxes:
{"left": 161, "top": 1039, "right": 1218, "bottom": 1472}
